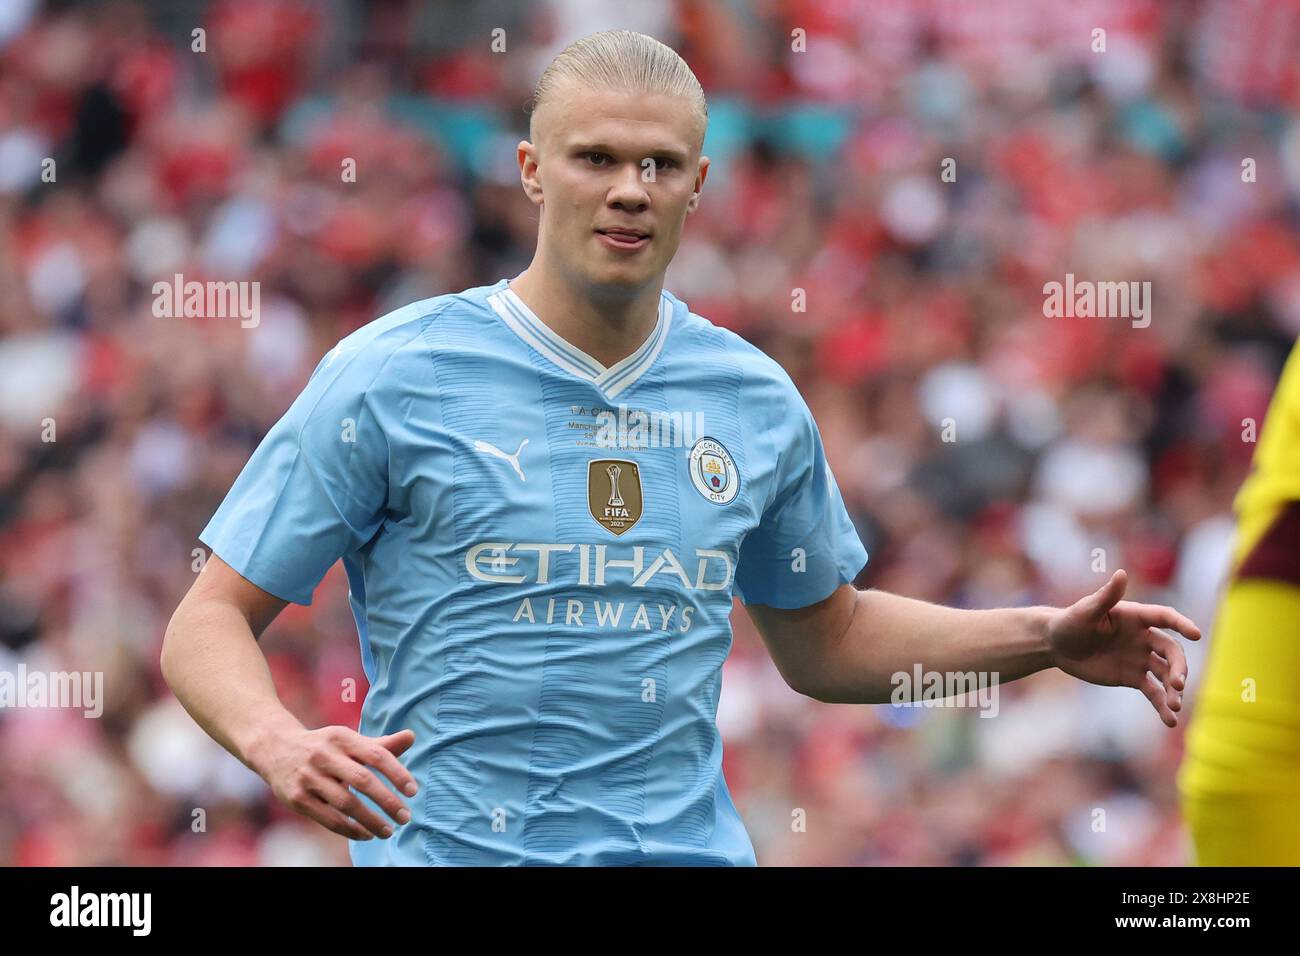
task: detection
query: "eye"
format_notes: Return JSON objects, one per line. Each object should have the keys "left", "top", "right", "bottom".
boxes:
{"left": 651, "top": 157, "right": 676, "bottom": 170}
{"left": 583, "top": 152, "right": 612, "bottom": 166}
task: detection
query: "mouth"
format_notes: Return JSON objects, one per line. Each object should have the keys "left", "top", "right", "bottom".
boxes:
{"left": 595, "top": 227, "right": 651, "bottom": 252}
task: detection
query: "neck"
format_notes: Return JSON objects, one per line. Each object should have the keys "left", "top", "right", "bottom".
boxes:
{"left": 508, "top": 259, "right": 662, "bottom": 368}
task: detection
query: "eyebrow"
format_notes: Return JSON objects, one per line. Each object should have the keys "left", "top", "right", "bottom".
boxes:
{"left": 569, "top": 141, "right": 690, "bottom": 163}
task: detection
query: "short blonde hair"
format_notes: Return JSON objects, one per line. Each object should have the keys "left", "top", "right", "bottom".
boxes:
{"left": 529, "top": 30, "right": 708, "bottom": 143}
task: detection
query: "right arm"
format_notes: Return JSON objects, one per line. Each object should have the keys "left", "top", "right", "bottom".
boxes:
{"left": 162, "top": 553, "right": 419, "bottom": 841}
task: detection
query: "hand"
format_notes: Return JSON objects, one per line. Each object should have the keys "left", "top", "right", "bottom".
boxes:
{"left": 253, "top": 725, "right": 419, "bottom": 840}
{"left": 1046, "top": 569, "right": 1202, "bottom": 727}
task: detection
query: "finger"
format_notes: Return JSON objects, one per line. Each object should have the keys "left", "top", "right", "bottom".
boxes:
{"left": 319, "top": 749, "right": 410, "bottom": 832}
{"left": 1080, "top": 569, "right": 1128, "bottom": 620}
{"left": 1150, "top": 631, "right": 1189, "bottom": 695}
{"left": 1138, "top": 672, "right": 1177, "bottom": 728}
{"left": 1134, "top": 603, "right": 1201, "bottom": 641}
{"left": 1146, "top": 649, "right": 1171, "bottom": 684}
{"left": 1146, "top": 648, "right": 1183, "bottom": 711}
{"left": 379, "top": 729, "right": 417, "bottom": 760}
{"left": 308, "top": 774, "right": 397, "bottom": 839}
{"left": 323, "top": 749, "right": 412, "bottom": 829}
{"left": 356, "top": 732, "right": 420, "bottom": 797}
{"left": 299, "top": 792, "right": 375, "bottom": 841}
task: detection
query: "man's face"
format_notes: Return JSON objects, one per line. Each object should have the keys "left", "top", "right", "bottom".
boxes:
{"left": 519, "top": 81, "right": 709, "bottom": 293}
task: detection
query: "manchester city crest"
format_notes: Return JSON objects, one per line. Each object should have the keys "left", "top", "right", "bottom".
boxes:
{"left": 688, "top": 437, "right": 739, "bottom": 504}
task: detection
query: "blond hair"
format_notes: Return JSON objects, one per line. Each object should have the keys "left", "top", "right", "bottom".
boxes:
{"left": 529, "top": 30, "right": 707, "bottom": 142}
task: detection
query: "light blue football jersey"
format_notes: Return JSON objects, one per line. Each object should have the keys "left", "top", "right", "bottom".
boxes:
{"left": 199, "top": 277, "right": 868, "bottom": 865}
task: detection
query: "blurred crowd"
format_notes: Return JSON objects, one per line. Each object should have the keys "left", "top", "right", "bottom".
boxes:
{"left": 2, "top": 0, "right": 1299, "bottom": 866}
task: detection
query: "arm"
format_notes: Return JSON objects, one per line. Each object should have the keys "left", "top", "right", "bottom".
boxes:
{"left": 747, "top": 568, "right": 1201, "bottom": 726}
{"left": 162, "top": 554, "right": 419, "bottom": 840}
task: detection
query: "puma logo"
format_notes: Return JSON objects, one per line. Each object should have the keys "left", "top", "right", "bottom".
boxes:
{"left": 474, "top": 438, "right": 529, "bottom": 482}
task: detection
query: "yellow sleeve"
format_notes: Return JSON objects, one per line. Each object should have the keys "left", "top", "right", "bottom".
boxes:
{"left": 1231, "top": 337, "right": 1300, "bottom": 573}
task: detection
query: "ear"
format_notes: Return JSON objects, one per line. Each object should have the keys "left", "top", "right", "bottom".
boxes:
{"left": 518, "top": 140, "right": 544, "bottom": 206}
{"left": 686, "top": 154, "right": 710, "bottom": 214}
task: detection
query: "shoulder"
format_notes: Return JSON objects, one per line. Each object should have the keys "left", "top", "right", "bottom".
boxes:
{"left": 314, "top": 283, "right": 504, "bottom": 393}
{"left": 664, "top": 288, "right": 808, "bottom": 417}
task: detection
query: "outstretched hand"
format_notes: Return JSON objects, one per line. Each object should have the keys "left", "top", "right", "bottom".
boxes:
{"left": 1047, "top": 569, "right": 1202, "bottom": 727}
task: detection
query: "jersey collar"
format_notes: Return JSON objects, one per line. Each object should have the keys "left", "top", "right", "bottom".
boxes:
{"left": 487, "top": 280, "right": 672, "bottom": 400}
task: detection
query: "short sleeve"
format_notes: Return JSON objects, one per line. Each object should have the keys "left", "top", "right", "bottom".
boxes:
{"left": 199, "top": 347, "right": 391, "bottom": 605}
{"left": 733, "top": 386, "right": 868, "bottom": 609}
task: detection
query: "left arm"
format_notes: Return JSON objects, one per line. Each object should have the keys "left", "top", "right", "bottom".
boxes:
{"left": 747, "top": 568, "right": 1201, "bottom": 726}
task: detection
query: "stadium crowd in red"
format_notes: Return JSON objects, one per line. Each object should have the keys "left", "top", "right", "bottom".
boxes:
{"left": 1, "top": 0, "right": 1298, "bottom": 865}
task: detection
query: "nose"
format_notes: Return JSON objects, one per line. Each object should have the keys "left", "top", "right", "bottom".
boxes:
{"left": 607, "top": 162, "right": 650, "bottom": 212}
